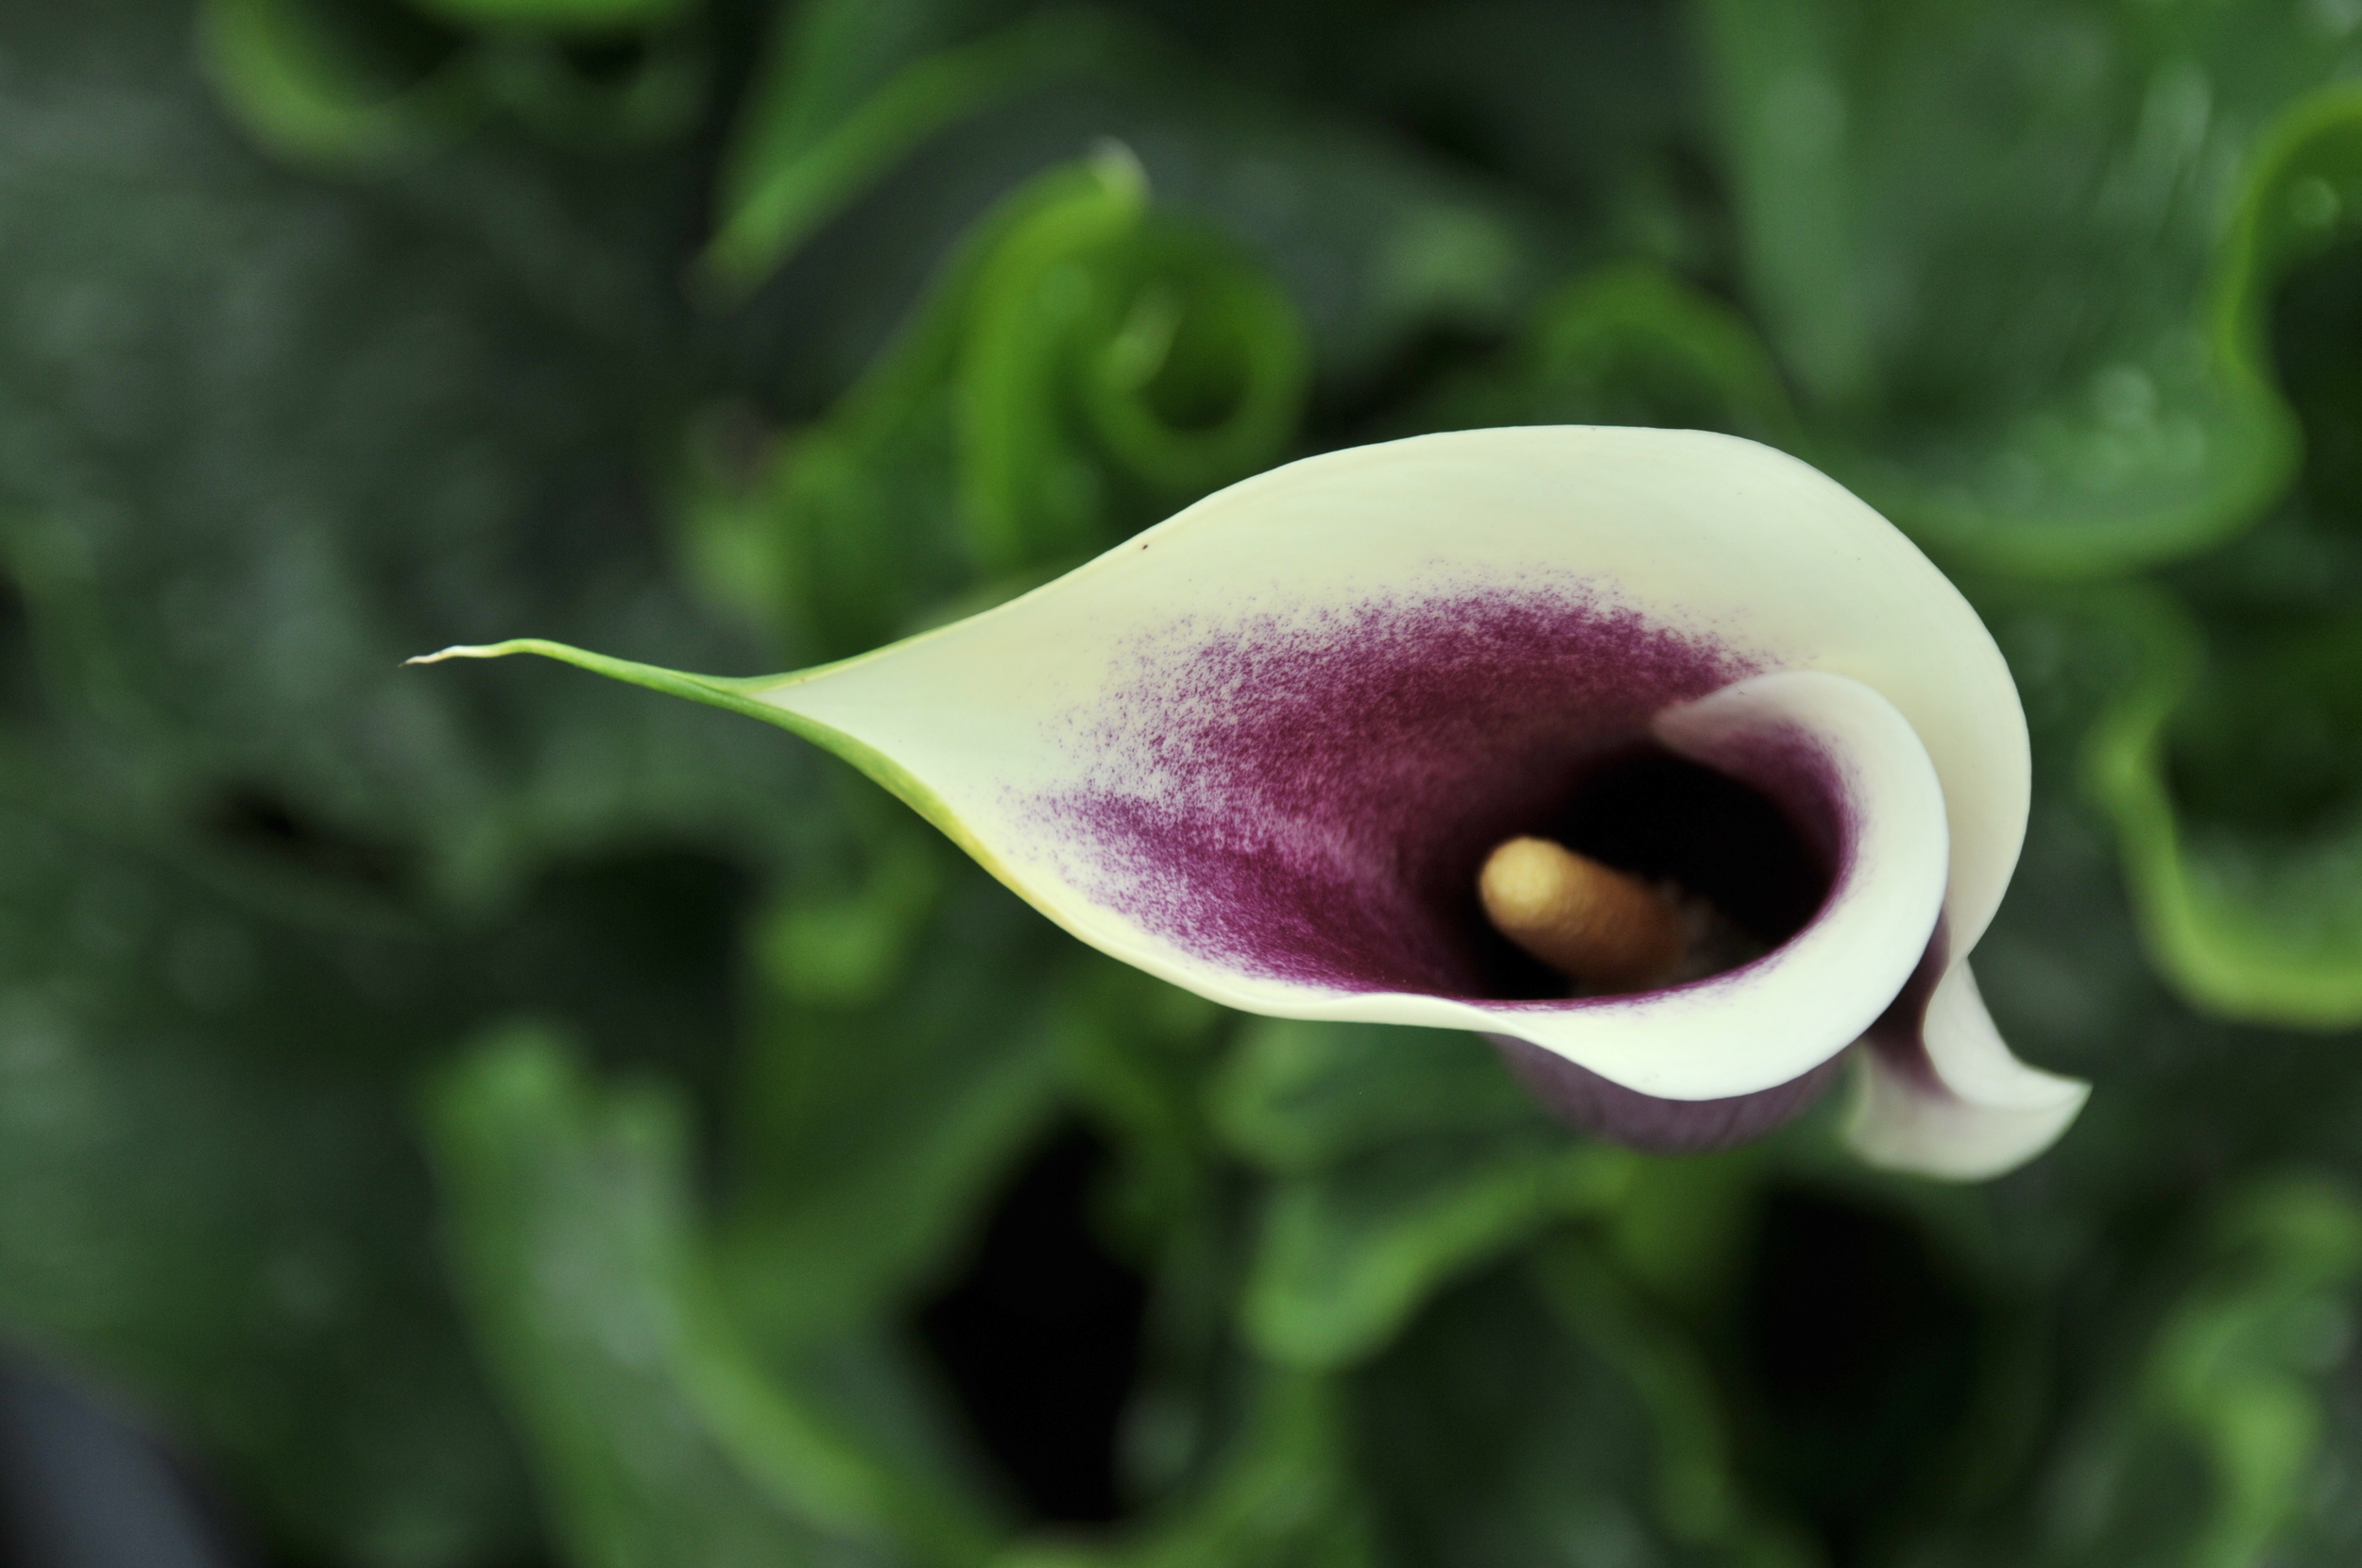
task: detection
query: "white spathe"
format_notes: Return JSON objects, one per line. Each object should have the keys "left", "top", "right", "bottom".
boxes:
{"left": 419, "top": 427, "right": 2088, "bottom": 1180}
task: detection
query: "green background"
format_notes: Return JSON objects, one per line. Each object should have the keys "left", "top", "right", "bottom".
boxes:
{"left": 9, "top": 1, "right": 2362, "bottom": 1564}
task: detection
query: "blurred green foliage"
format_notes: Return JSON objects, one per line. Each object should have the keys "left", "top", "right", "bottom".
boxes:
{"left": 8, "top": 1, "right": 2362, "bottom": 1566}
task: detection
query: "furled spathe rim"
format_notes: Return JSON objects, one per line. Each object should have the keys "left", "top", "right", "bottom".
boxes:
{"left": 416, "top": 427, "right": 2089, "bottom": 1178}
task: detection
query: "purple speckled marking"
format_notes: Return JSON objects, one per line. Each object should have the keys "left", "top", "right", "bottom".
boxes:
{"left": 1036, "top": 585, "right": 1791, "bottom": 997}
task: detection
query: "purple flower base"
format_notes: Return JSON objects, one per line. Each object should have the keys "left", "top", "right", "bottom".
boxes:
{"left": 1484, "top": 928, "right": 1951, "bottom": 1155}
{"left": 1485, "top": 1032, "right": 1851, "bottom": 1152}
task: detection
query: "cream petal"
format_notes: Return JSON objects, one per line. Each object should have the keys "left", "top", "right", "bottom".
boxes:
{"left": 1846, "top": 961, "right": 2091, "bottom": 1181}
{"left": 418, "top": 427, "right": 2040, "bottom": 1126}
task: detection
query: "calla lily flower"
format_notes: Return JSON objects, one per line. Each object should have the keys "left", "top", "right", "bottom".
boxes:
{"left": 417, "top": 427, "right": 2088, "bottom": 1180}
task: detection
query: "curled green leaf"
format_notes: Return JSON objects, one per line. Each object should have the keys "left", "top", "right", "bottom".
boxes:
{"left": 198, "top": 0, "right": 706, "bottom": 164}
{"left": 1207, "top": 1019, "right": 1542, "bottom": 1176}
{"left": 957, "top": 156, "right": 1309, "bottom": 573}
{"left": 1529, "top": 1236, "right": 1820, "bottom": 1567}
{"left": 2041, "top": 1177, "right": 2362, "bottom": 1568}
{"left": 720, "top": 862, "right": 1070, "bottom": 1348}
{"left": 1407, "top": 262, "right": 1804, "bottom": 450}
{"left": 1702, "top": 2, "right": 2362, "bottom": 576}
{"left": 704, "top": 5, "right": 1138, "bottom": 295}
{"left": 1241, "top": 1133, "right": 1631, "bottom": 1370}
{"left": 197, "top": 0, "right": 477, "bottom": 166}
{"left": 2080, "top": 583, "right": 2362, "bottom": 1028}
{"left": 428, "top": 1023, "right": 1006, "bottom": 1568}
{"left": 2146, "top": 1180, "right": 2362, "bottom": 1568}
{"left": 679, "top": 150, "right": 1309, "bottom": 656}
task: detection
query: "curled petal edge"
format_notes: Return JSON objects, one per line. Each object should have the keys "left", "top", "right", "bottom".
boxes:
{"left": 1845, "top": 962, "right": 2089, "bottom": 1182}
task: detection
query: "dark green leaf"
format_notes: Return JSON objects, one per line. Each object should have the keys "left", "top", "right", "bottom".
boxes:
{"left": 1700, "top": 0, "right": 2362, "bottom": 575}
{"left": 428, "top": 1024, "right": 1008, "bottom": 1568}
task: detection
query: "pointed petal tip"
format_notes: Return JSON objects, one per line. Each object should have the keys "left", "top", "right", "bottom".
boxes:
{"left": 1844, "top": 962, "right": 2090, "bottom": 1182}
{"left": 404, "top": 639, "right": 587, "bottom": 668}
{"left": 406, "top": 639, "right": 554, "bottom": 666}
{"left": 1844, "top": 1067, "right": 2088, "bottom": 1184}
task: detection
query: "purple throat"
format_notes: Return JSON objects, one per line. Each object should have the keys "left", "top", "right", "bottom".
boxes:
{"left": 1037, "top": 586, "right": 1844, "bottom": 997}
{"left": 1030, "top": 585, "right": 1892, "bottom": 1151}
